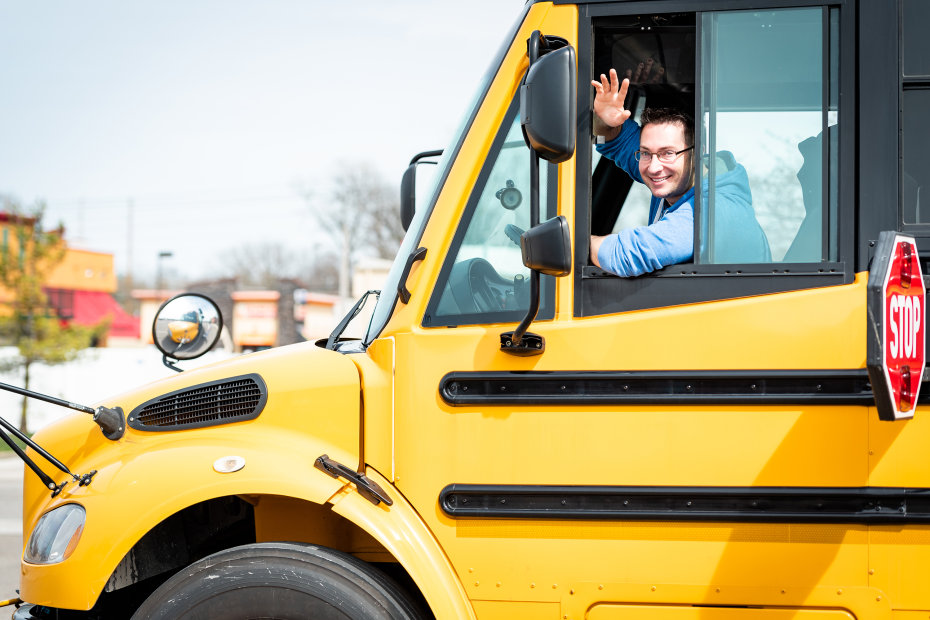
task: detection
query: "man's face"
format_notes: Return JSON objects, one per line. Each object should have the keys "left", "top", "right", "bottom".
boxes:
{"left": 638, "top": 121, "right": 693, "bottom": 205}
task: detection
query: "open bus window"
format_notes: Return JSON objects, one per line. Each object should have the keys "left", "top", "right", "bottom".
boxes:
{"left": 590, "top": 13, "right": 695, "bottom": 240}
{"left": 589, "top": 7, "right": 839, "bottom": 269}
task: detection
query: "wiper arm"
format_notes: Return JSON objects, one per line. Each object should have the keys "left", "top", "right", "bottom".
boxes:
{"left": 0, "top": 422, "right": 75, "bottom": 496}
{"left": 325, "top": 290, "right": 380, "bottom": 351}
{"left": 0, "top": 380, "right": 123, "bottom": 496}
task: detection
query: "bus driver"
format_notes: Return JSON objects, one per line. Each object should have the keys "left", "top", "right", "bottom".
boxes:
{"left": 589, "top": 69, "right": 771, "bottom": 276}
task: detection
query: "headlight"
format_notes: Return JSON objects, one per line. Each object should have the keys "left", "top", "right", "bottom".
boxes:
{"left": 24, "top": 504, "right": 85, "bottom": 565}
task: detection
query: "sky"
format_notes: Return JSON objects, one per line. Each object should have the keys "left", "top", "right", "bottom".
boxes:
{"left": 0, "top": 1, "right": 522, "bottom": 284}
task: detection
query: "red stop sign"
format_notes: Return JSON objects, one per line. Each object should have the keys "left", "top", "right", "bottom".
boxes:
{"left": 868, "top": 232, "right": 926, "bottom": 420}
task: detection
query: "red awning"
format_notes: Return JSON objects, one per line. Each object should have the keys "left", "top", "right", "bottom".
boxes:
{"left": 71, "top": 290, "right": 140, "bottom": 338}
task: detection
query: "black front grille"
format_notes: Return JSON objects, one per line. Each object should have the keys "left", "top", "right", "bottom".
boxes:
{"left": 128, "top": 374, "right": 267, "bottom": 431}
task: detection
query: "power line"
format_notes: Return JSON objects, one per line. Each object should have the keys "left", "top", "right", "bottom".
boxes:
{"left": 47, "top": 194, "right": 309, "bottom": 211}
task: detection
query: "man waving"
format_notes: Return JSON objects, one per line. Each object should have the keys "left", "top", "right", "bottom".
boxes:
{"left": 590, "top": 68, "right": 770, "bottom": 276}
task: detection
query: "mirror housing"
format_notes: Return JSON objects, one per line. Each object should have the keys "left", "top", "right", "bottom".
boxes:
{"left": 399, "top": 149, "right": 443, "bottom": 231}
{"left": 400, "top": 164, "right": 417, "bottom": 231}
{"left": 152, "top": 293, "right": 223, "bottom": 362}
{"left": 521, "top": 215, "right": 571, "bottom": 277}
{"left": 520, "top": 44, "right": 576, "bottom": 163}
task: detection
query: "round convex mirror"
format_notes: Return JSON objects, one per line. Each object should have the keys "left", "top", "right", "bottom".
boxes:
{"left": 495, "top": 179, "right": 522, "bottom": 210}
{"left": 152, "top": 293, "right": 223, "bottom": 360}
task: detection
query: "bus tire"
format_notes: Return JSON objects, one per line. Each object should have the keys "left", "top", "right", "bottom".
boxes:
{"left": 130, "top": 541, "right": 427, "bottom": 620}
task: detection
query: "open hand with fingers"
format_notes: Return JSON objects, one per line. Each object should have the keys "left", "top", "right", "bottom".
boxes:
{"left": 591, "top": 68, "right": 631, "bottom": 136}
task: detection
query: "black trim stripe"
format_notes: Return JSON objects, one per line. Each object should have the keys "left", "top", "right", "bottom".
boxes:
{"left": 440, "top": 370, "right": 876, "bottom": 406}
{"left": 440, "top": 484, "right": 930, "bottom": 524}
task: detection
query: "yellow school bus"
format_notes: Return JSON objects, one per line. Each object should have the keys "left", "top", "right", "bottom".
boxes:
{"left": 9, "top": 0, "right": 930, "bottom": 618}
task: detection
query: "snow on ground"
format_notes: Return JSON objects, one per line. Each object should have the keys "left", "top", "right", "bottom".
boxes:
{"left": 0, "top": 345, "right": 237, "bottom": 434}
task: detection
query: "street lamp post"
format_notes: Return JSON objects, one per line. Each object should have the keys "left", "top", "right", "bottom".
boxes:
{"left": 157, "top": 251, "right": 173, "bottom": 298}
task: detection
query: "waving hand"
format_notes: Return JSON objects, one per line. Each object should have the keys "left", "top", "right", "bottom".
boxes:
{"left": 591, "top": 68, "right": 631, "bottom": 132}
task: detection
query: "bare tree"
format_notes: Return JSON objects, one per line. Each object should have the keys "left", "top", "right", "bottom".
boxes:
{"left": 304, "top": 250, "right": 340, "bottom": 294}
{"left": 215, "top": 242, "right": 304, "bottom": 289}
{"left": 210, "top": 241, "right": 341, "bottom": 294}
{"left": 302, "top": 163, "right": 404, "bottom": 303}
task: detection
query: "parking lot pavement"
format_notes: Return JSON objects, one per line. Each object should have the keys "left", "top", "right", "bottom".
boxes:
{"left": 0, "top": 455, "right": 23, "bottom": 602}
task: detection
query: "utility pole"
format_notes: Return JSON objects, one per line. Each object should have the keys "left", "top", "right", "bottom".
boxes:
{"left": 126, "top": 199, "right": 134, "bottom": 310}
{"left": 157, "top": 251, "right": 173, "bottom": 299}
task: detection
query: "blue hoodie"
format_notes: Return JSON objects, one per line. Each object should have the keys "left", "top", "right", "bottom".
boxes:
{"left": 595, "top": 120, "right": 771, "bottom": 277}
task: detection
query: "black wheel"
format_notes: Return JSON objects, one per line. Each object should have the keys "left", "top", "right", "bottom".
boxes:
{"left": 130, "top": 542, "right": 427, "bottom": 620}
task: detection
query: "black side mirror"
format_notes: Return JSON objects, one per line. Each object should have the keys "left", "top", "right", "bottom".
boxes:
{"left": 521, "top": 215, "right": 571, "bottom": 277}
{"left": 400, "top": 164, "right": 417, "bottom": 232}
{"left": 399, "top": 149, "right": 443, "bottom": 231}
{"left": 520, "top": 44, "right": 576, "bottom": 163}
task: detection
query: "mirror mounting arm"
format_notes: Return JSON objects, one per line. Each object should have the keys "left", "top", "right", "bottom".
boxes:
{"left": 504, "top": 108, "right": 544, "bottom": 354}
{"left": 162, "top": 355, "right": 183, "bottom": 373}
{"left": 501, "top": 30, "right": 576, "bottom": 357}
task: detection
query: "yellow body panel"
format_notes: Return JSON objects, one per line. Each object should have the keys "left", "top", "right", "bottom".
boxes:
{"left": 586, "top": 604, "right": 857, "bottom": 620}
{"left": 328, "top": 468, "right": 476, "bottom": 620}
{"left": 20, "top": 343, "right": 362, "bottom": 608}
{"left": 19, "top": 340, "right": 473, "bottom": 615}
{"left": 21, "top": 428, "right": 346, "bottom": 608}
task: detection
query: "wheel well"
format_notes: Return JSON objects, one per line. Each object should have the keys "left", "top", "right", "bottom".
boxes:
{"left": 99, "top": 494, "right": 429, "bottom": 617}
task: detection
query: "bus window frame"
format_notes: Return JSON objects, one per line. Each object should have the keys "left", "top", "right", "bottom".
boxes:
{"left": 898, "top": 0, "right": 930, "bottom": 240}
{"left": 572, "top": 0, "right": 856, "bottom": 318}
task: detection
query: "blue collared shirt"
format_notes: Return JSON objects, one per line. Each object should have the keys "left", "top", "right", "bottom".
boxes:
{"left": 595, "top": 121, "right": 771, "bottom": 277}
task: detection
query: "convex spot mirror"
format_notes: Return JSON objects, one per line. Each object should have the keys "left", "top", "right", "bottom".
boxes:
{"left": 153, "top": 293, "right": 223, "bottom": 360}
{"left": 522, "top": 215, "right": 571, "bottom": 277}
{"left": 496, "top": 180, "right": 522, "bottom": 210}
{"left": 521, "top": 42, "right": 576, "bottom": 163}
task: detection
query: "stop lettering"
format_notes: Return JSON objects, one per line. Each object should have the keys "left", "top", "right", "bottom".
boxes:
{"left": 868, "top": 232, "right": 926, "bottom": 420}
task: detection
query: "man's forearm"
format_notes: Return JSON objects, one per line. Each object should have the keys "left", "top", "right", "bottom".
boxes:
{"left": 593, "top": 115, "right": 621, "bottom": 141}
{"left": 590, "top": 235, "right": 605, "bottom": 268}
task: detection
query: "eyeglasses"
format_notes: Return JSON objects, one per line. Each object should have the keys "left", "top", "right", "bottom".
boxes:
{"left": 633, "top": 146, "right": 694, "bottom": 163}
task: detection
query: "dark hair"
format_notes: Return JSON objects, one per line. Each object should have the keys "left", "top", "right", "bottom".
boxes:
{"left": 640, "top": 107, "right": 694, "bottom": 148}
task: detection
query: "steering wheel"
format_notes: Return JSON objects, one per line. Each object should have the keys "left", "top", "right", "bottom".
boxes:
{"left": 448, "top": 258, "right": 512, "bottom": 313}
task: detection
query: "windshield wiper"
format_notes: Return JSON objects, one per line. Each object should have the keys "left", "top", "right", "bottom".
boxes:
{"left": 325, "top": 290, "right": 380, "bottom": 351}
{"left": 0, "top": 381, "right": 124, "bottom": 496}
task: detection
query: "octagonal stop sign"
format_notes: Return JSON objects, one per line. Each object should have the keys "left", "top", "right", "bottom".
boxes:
{"left": 867, "top": 231, "right": 926, "bottom": 420}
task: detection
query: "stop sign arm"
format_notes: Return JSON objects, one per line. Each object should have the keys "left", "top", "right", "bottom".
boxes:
{"left": 867, "top": 231, "right": 927, "bottom": 421}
